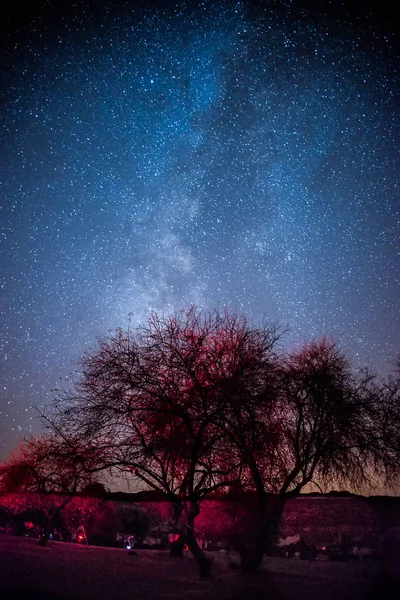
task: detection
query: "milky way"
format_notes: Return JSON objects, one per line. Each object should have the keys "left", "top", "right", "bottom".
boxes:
{"left": 0, "top": 1, "right": 398, "bottom": 459}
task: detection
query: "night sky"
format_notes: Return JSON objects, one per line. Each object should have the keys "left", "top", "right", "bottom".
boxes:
{"left": 0, "top": 1, "right": 399, "bottom": 461}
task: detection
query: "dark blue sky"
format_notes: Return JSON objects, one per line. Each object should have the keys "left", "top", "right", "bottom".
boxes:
{"left": 0, "top": 0, "right": 399, "bottom": 460}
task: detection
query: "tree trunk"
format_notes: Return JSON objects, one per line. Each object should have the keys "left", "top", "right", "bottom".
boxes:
{"left": 169, "top": 500, "right": 185, "bottom": 557}
{"left": 240, "top": 495, "right": 286, "bottom": 574}
{"left": 37, "top": 511, "right": 52, "bottom": 547}
{"left": 240, "top": 528, "right": 266, "bottom": 574}
{"left": 186, "top": 500, "right": 212, "bottom": 579}
{"left": 37, "top": 496, "right": 73, "bottom": 547}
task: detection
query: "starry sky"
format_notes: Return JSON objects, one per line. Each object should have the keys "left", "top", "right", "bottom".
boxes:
{"left": 0, "top": 0, "right": 399, "bottom": 461}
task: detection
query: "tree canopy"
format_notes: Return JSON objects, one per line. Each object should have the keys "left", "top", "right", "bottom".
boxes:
{"left": 5, "top": 307, "right": 399, "bottom": 575}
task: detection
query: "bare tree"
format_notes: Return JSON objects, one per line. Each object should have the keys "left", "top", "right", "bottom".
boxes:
{"left": 38, "top": 308, "right": 399, "bottom": 577}
{"left": 282, "top": 340, "right": 399, "bottom": 493}
{"left": 0, "top": 435, "right": 96, "bottom": 545}
{"left": 224, "top": 338, "right": 400, "bottom": 572}
{"left": 42, "top": 307, "right": 280, "bottom": 577}
{"left": 362, "top": 362, "right": 400, "bottom": 487}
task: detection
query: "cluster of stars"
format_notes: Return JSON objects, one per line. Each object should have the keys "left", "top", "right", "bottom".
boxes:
{"left": 0, "top": 1, "right": 398, "bottom": 459}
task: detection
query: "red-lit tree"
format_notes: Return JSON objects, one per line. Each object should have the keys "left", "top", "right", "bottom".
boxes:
{"left": 38, "top": 308, "right": 399, "bottom": 577}
{"left": 42, "top": 307, "right": 281, "bottom": 577}
{"left": 0, "top": 435, "right": 96, "bottom": 545}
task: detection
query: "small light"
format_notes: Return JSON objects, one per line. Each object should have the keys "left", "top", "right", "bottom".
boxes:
{"left": 126, "top": 545, "right": 131, "bottom": 550}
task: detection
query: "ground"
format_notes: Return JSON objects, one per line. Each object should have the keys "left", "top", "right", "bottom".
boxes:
{"left": 0, "top": 536, "right": 398, "bottom": 599}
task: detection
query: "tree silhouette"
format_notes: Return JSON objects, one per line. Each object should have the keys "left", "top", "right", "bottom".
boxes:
{"left": 0, "top": 435, "right": 96, "bottom": 545}
{"left": 226, "top": 338, "right": 400, "bottom": 572}
{"left": 41, "top": 307, "right": 280, "bottom": 576}
{"left": 37, "top": 307, "right": 399, "bottom": 576}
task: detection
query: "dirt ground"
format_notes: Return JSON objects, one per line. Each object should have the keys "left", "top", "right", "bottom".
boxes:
{"left": 0, "top": 536, "right": 398, "bottom": 600}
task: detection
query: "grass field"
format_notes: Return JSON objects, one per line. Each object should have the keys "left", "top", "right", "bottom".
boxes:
{"left": 0, "top": 536, "right": 398, "bottom": 599}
